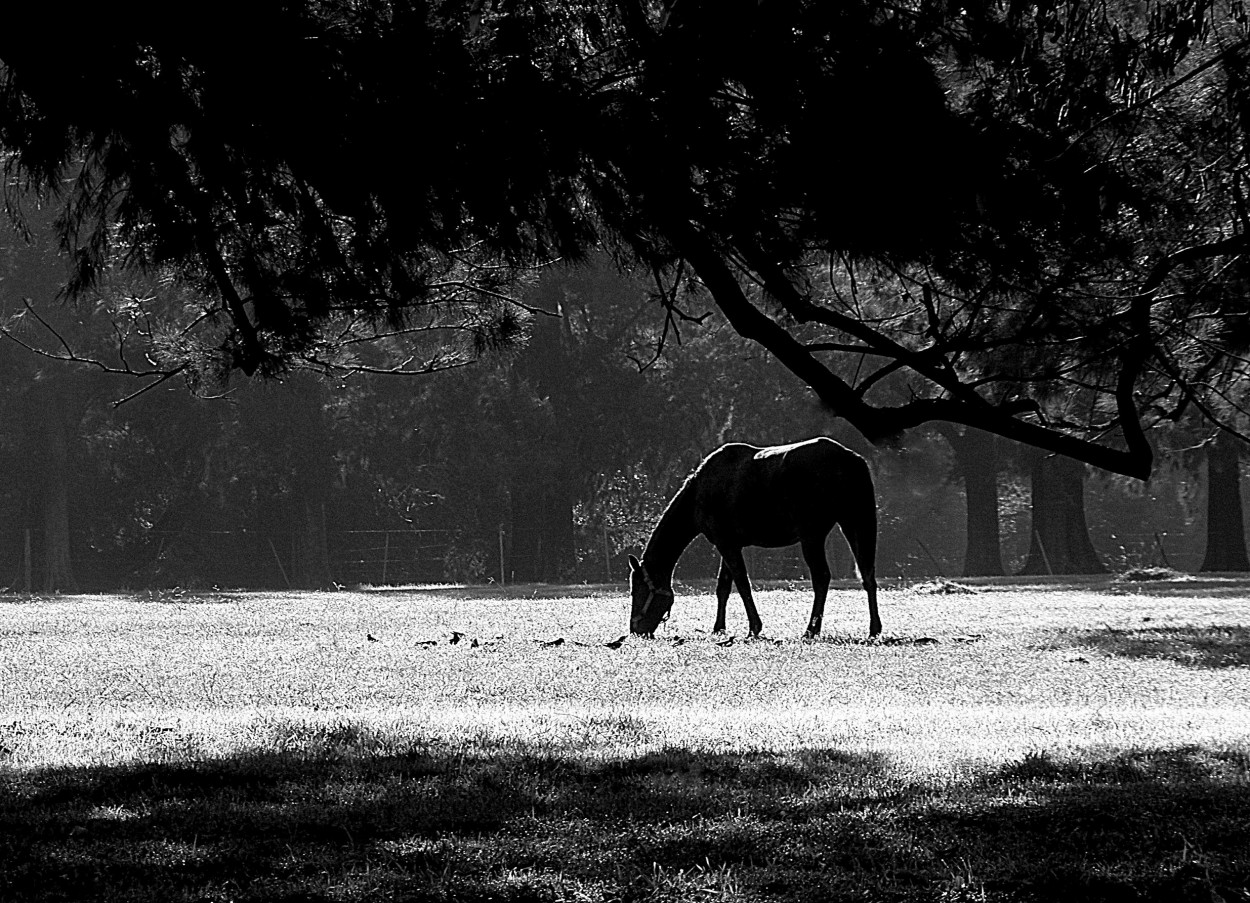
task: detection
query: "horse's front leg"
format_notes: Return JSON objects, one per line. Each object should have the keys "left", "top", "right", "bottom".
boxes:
{"left": 719, "top": 547, "right": 763, "bottom": 636}
{"left": 713, "top": 557, "right": 733, "bottom": 633}
{"left": 800, "top": 535, "right": 831, "bottom": 638}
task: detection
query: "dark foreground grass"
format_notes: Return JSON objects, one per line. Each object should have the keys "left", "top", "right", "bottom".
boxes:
{"left": 3, "top": 735, "right": 1249, "bottom": 902}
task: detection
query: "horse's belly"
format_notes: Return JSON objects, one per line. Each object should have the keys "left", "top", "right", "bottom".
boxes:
{"left": 703, "top": 508, "right": 802, "bottom": 548}
{"left": 745, "top": 526, "right": 801, "bottom": 548}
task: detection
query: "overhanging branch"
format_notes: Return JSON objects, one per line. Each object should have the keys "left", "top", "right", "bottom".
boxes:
{"left": 674, "top": 225, "right": 1156, "bottom": 478}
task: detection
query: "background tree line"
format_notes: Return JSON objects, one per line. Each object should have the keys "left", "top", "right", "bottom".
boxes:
{"left": 1, "top": 229, "right": 1237, "bottom": 592}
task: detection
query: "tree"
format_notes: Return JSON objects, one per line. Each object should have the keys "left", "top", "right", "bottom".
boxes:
{"left": 1200, "top": 431, "right": 1250, "bottom": 571}
{"left": 1019, "top": 453, "right": 1106, "bottom": 576}
{"left": 6, "top": 3, "right": 1250, "bottom": 478}
{"left": 0, "top": 212, "right": 90, "bottom": 591}
{"left": 274, "top": 374, "right": 336, "bottom": 588}
{"left": 939, "top": 426, "right": 1006, "bottom": 577}
{"left": 503, "top": 310, "right": 582, "bottom": 582}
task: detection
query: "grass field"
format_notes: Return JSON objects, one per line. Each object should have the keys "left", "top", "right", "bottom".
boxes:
{"left": 2, "top": 577, "right": 1250, "bottom": 901}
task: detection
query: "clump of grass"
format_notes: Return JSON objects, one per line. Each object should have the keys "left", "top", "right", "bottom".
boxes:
{"left": 910, "top": 580, "right": 978, "bottom": 595}
{"left": 633, "top": 858, "right": 742, "bottom": 901}
{"left": 1114, "top": 566, "right": 1193, "bottom": 582}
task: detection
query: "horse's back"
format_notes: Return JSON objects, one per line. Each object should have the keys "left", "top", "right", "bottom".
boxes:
{"left": 693, "top": 438, "right": 871, "bottom": 546}
{"left": 751, "top": 436, "right": 840, "bottom": 461}
{"left": 766, "top": 437, "right": 872, "bottom": 509}
{"left": 753, "top": 436, "right": 862, "bottom": 467}
{"left": 703, "top": 436, "right": 857, "bottom": 463}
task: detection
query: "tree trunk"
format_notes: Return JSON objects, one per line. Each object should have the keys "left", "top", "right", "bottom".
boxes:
{"left": 41, "top": 412, "right": 77, "bottom": 592}
{"left": 1201, "top": 432, "right": 1250, "bottom": 572}
{"left": 294, "top": 498, "right": 333, "bottom": 589}
{"left": 509, "top": 479, "right": 576, "bottom": 582}
{"left": 1019, "top": 453, "right": 1105, "bottom": 575}
{"left": 507, "top": 310, "right": 579, "bottom": 582}
{"left": 942, "top": 426, "right": 1005, "bottom": 577}
{"left": 286, "top": 375, "right": 335, "bottom": 589}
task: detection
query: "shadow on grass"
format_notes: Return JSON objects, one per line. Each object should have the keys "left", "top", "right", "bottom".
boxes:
{"left": 2, "top": 732, "right": 1250, "bottom": 902}
{"left": 1072, "top": 625, "right": 1250, "bottom": 669}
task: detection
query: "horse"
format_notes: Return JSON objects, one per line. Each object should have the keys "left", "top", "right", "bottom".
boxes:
{"left": 628, "top": 437, "right": 880, "bottom": 638}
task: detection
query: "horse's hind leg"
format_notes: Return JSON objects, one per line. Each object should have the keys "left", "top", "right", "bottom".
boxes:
{"left": 866, "top": 573, "right": 880, "bottom": 637}
{"left": 800, "top": 534, "right": 831, "bottom": 638}
{"left": 842, "top": 518, "right": 881, "bottom": 638}
{"left": 713, "top": 557, "right": 733, "bottom": 633}
{"left": 718, "top": 547, "right": 763, "bottom": 636}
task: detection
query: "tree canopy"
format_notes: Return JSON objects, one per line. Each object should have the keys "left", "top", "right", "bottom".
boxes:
{"left": 4, "top": 1, "right": 1250, "bottom": 477}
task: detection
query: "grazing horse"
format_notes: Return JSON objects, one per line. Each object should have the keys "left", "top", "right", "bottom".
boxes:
{"left": 628, "top": 437, "right": 880, "bottom": 638}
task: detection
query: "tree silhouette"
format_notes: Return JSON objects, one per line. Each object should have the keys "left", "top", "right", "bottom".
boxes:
{"left": 4, "top": 2, "right": 1250, "bottom": 476}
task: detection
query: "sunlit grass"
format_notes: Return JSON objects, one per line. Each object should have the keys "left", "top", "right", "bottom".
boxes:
{"left": 1, "top": 580, "right": 1250, "bottom": 900}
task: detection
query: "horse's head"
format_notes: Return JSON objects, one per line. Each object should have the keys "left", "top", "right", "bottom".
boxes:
{"left": 628, "top": 554, "right": 674, "bottom": 636}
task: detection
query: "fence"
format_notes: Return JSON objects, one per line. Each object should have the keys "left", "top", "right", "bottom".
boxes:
{"left": 0, "top": 521, "right": 1211, "bottom": 593}
{"left": 331, "top": 529, "right": 457, "bottom": 586}
{"left": 0, "top": 525, "right": 461, "bottom": 591}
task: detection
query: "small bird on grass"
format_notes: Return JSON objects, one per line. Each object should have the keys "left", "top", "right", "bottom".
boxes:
{"left": 603, "top": 635, "right": 627, "bottom": 649}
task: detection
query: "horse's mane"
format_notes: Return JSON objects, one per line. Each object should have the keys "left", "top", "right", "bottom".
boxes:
{"left": 642, "top": 452, "right": 711, "bottom": 559}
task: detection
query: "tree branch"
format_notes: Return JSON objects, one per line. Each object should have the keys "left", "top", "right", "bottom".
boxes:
{"left": 674, "top": 227, "right": 1155, "bottom": 477}
{"left": 4, "top": 300, "right": 173, "bottom": 378}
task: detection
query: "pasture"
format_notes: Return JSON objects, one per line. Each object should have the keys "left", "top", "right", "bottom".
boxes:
{"left": 1, "top": 578, "right": 1249, "bottom": 902}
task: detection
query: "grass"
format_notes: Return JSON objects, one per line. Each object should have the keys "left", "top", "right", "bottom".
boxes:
{"left": 1, "top": 579, "right": 1249, "bottom": 900}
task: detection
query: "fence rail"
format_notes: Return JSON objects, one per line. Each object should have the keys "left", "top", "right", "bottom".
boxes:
{"left": 0, "top": 522, "right": 1211, "bottom": 592}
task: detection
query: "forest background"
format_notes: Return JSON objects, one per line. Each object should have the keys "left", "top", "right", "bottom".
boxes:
{"left": 0, "top": 235, "right": 1233, "bottom": 594}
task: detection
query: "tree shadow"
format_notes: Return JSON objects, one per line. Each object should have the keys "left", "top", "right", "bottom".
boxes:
{"left": 0, "top": 737, "right": 890, "bottom": 902}
{"left": 1069, "top": 625, "right": 1250, "bottom": 669}
{"left": 954, "top": 746, "right": 1250, "bottom": 901}
{"left": 2, "top": 735, "right": 1249, "bottom": 901}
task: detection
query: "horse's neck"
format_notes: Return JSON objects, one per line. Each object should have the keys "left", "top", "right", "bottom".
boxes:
{"left": 643, "top": 485, "right": 699, "bottom": 583}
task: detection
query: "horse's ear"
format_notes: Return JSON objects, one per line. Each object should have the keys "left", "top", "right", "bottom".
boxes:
{"left": 628, "top": 554, "right": 641, "bottom": 572}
